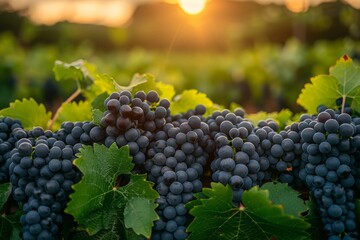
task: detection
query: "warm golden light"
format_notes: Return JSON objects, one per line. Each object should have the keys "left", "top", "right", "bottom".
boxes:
{"left": 285, "top": 0, "right": 309, "bottom": 13}
{"left": 179, "top": 0, "right": 207, "bottom": 15}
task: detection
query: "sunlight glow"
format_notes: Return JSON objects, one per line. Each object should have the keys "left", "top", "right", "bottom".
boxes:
{"left": 15, "top": 0, "right": 135, "bottom": 27}
{"left": 285, "top": 0, "right": 309, "bottom": 12}
{"left": 179, "top": 0, "right": 207, "bottom": 15}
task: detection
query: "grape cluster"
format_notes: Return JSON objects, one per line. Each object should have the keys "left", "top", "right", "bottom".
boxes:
{"left": 101, "top": 90, "right": 170, "bottom": 135}
{"left": 146, "top": 116, "right": 210, "bottom": 240}
{"left": 100, "top": 90, "right": 174, "bottom": 168}
{"left": 206, "top": 108, "right": 303, "bottom": 203}
{"left": 0, "top": 117, "right": 22, "bottom": 182}
{"left": 295, "top": 110, "right": 359, "bottom": 239}
{"left": 9, "top": 121, "right": 105, "bottom": 239}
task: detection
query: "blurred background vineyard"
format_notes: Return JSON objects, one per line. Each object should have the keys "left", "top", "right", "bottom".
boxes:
{"left": 0, "top": 0, "right": 360, "bottom": 114}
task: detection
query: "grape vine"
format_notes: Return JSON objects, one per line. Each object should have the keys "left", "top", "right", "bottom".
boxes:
{"left": 0, "top": 55, "right": 360, "bottom": 240}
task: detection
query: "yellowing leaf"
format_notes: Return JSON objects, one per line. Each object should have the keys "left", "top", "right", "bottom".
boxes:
{"left": 53, "top": 101, "right": 92, "bottom": 130}
{"left": 156, "top": 82, "right": 176, "bottom": 100}
{"left": 0, "top": 98, "right": 51, "bottom": 130}
{"left": 171, "top": 89, "right": 214, "bottom": 115}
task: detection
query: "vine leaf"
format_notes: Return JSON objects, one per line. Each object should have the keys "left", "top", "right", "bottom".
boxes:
{"left": 260, "top": 182, "right": 308, "bottom": 216}
{"left": 115, "top": 73, "right": 175, "bottom": 100}
{"left": 53, "top": 59, "right": 97, "bottom": 89}
{"left": 247, "top": 109, "right": 293, "bottom": 130}
{"left": 65, "top": 144, "right": 158, "bottom": 238}
{"left": 156, "top": 82, "right": 176, "bottom": 101}
{"left": 115, "top": 73, "right": 156, "bottom": 93}
{"left": 187, "top": 182, "right": 310, "bottom": 240}
{"left": 306, "top": 194, "right": 327, "bottom": 240}
{"left": 53, "top": 101, "right": 92, "bottom": 130}
{"left": 296, "top": 75, "right": 340, "bottom": 114}
{"left": 170, "top": 89, "right": 214, "bottom": 115}
{"left": 91, "top": 92, "right": 109, "bottom": 125}
{"left": 297, "top": 55, "right": 360, "bottom": 113}
{"left": 124, "top": 198, "right": 158, "bottom": 237}
{"left": 0, "top": 98, "right": 51, "bottom": 130}
{"left": 0, "top": 183, "right": 22, "bottom": 240}
{"left": 0, "top": 183, "right": 11, "bottom": 210}
{"left": 330, "top": 55, "right": 360, "bottom": 111}
{"left": 84, "top": 74, "right": 118, "bottom": 101}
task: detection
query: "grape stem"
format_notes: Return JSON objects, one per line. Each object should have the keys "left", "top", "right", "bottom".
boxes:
{"left": 47, "top": 87, "right": 82, "bottom": 130}
{"left": 341, "top": 96, "right": 346, "bottom": 113}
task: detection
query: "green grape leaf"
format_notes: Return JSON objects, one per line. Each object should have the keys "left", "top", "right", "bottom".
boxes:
{"left": 330, "top": 55, "right": 360, "bottom": 111}
{"left": 53, "top": 59, "right": 97, "bottom": 89}
{"left": 115, "top": 74, "right": 156, "bottom": 93}
{"left": 156, "top": 81, "right": 176, "bottom": 100}
{"left": 260, "top": 182, "right": 308, "bottom": 217}
{"left": 296, "top": 75, "right": 340, "bottom": 114}
{"left": 115, "top": 73, "right": 175, "bottom": 100}
{"left": 124, "top": 198, "right": 158, "bottom": 237}
{"left": 187, "top": 183, "right": 310, "bottom": 240}
{"left": 297, "top": 55, "right": 360, "bottom": 113}
{"left": 246, "top": 109, "right": 292, "bottom": 130}
{"left": 276, "top": 109, "right": 293, "bottom": 129}
{"left": 305, "top": 194, "right": 326, "bottom": 240}
{"left": 84, "top": 74, "right": 117, "bottom": 101}
{"left": 92, "top": 109, "right": 104, "bottom": 126}
{"left": 91, "top": 92, "right": 108, "bottom": 125}
{"left": 91, "top": 92, "right": 108, "bottom": 112}
{"left": 53, "top": 101, "right": 92, "bottom": 130}
{"left": 0, "top": 183, "right": 11, "bottom": 211}
{"left": 330, "top": 55, "right": 360, "bottom": 98}
{"left": 0, "top": 183, "right": 21, "bottom": 240}
{"left": 0, "top": 98, "right": 51, "bottom": 130}
{"left": 185, "top": 192, "right": 208, "bottom": 211}
{"left": 170, "top": 89, "right": 214, "bottom": 115}
{"left": 65, "top": 144, "right": 158, "bottom": 238}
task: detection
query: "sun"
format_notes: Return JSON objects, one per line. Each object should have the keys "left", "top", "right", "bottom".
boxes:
{"left": 179, "top": 0, "right": 207, "bottom": 15}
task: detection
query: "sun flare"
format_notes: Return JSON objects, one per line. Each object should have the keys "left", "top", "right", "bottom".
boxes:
{"left": 179, "top": 0, "right": 207, "bottom": 15}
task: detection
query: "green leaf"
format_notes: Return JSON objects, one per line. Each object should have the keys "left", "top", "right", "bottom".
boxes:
{"left": 330, "top": 56, "right": 360, "bottom": 98}
{"left": 84, "top": 74, "right": 117, "bottom": 101}
{"left": 0, "top": 98, "right": 51, "bottom": 130}
{"left": 115, "top": 74, "right": 156, "bottom": 93}
{"left": 53, "top": 59, "right": 97, "bottom": 89}
{"left": 124, "top": 198, "right": 158, "bottom": 237}
{"left": 91, "top": 92, "right": 108, "bottom": 112}
{"left": 185, "top": 192, "right": 208, "bottom": 211}
{"left": 0, "top": 183, "right": 21, "bottom": 240}
{"left": 297, "top": 55, "right": 360, "bottom": 114}
{"left": 115, "top": 73, "right": 175, "bottom": 100}
{"left": 92, "top": 109, "right": 104, "bottom": 126}
{"left": 297, "top": 75, "right": 340, "bottom": 114}
{"left": 306, "top": 194, "right": 326, "bottom": 240}
{"left": 66, "top": 144, "right": 134, "bottom": 234}
{"left": 65, "top": 143, "right": 158, "bottom": 238}
{"left": 187, "top": 183, "right": 310, "bottom": 240}
{"left": 0, "top": 183, "right": 11, "bottom": 211}
{"left": 91, "top": 92, "right": 109, "bottom": 126}
{"left": 53, "top": 101, "right": 92, "bottom": 130}
{"left": 0, "top": 211, "right": 22, "bottom": 240}
{"left": 156, "top": 81, "right": 176, "bottom": 100}
{"left": 246, "top": 109, "right": 292, "bottom": 130}
{"left": 260, "top": 182, "right": 308, "bottom": 216}
{"left": 170, "top": 89, "right": 214, "bottom": 115}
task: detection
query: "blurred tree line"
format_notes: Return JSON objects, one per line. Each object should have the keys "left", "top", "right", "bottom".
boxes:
{"left": 0, "top": 0, "right": 359, "bottom": 113}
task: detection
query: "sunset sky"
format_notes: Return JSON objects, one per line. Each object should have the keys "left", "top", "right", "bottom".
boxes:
{"left": 1, "top": 0, "right": 359, "bottom": 27}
